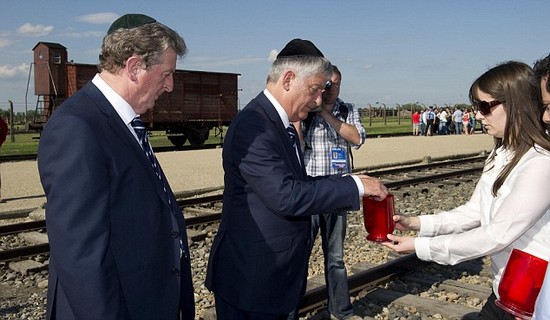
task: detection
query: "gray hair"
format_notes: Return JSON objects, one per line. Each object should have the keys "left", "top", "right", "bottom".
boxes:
{"left": 99, "top": 22, "right": 187, "bottom": 73}
{"left": 267, "top": 56, "right": 332, "bottom": 84}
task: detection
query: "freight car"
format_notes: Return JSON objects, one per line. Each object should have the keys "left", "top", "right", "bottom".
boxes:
{"left": 30, "top": 42, "right": 240, "bottom": 146}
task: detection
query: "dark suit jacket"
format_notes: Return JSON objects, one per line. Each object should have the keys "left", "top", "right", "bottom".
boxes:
{"left": 38, "top": 82, "right": 195, "bottom": 320}
{"left": 205, "top": 92, "right": 360, "bottom": 314}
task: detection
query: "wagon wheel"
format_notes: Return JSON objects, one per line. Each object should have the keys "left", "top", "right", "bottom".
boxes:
{"left": 187, "top": 128, "right": 209, "bottom": 146}
{"left": 168, "top": 135, "right": 187, "bottom": 147}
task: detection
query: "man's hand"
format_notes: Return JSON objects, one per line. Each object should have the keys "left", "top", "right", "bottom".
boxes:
{"left": 357, "top": 174, "right": 388, "bottom": 200}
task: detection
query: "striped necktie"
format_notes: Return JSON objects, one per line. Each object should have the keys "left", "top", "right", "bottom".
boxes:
{"left": 286, "top": 124, "right": 297, "bottom": 147}
{"left": 132, "top": 116, "right": 186, "bottom": 257}
{"left": 131, "top": 117, "right": 171, "bottom": 207}
{"left": 286, "top": 124, "right": 303, "bottom": 165}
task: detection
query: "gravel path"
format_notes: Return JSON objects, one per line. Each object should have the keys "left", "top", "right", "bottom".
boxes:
{"left": 0, "top": 134, "right": 493, "bottom": 214}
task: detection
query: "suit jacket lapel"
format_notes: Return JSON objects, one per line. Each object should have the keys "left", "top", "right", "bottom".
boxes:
{"left": 85, "top": 82, "right": 173, "bottom": 209}
{"left": 256, "top": 93, "right": 306, "bottom": 179}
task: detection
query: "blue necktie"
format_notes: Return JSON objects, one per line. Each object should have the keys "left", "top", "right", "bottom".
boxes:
{"left": 131, "top": 117, "right": 171, "bottom": 207}
{"left": 287, "top": 124, "right": 304, "bottom": 165}
{"left": 132, "top": 117, "right": 186, "bottom": 257}
{"left": 286, "top": 124, "right": 297, "bottom": 147}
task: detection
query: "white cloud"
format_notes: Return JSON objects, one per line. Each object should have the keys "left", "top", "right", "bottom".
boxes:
{"left": 0, "top": 63, "right": 30, "bottom": 78}
{"left": 268, "top": 49, "right": 278, "bottom": 62}
{"left": 0, "top": 38, "right": 13, "bottom": 49}
{"left": 363, "top": 64, "right": 373, "bottom": 70}
{"left": 75, "top": 12, "right": 119, "bottom": 25}
{"left": 187, "top": 56, "right": 264, "bottom": 69}
{"left": 17, "top": 23, "right": 54, "bottom": 37}
{"left": 61, "top": 30, "right": 104, "bottom": 38}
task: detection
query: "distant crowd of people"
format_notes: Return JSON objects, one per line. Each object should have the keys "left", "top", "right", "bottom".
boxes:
{"left": 412, "top": 106, "right": 482, "bottom": 136}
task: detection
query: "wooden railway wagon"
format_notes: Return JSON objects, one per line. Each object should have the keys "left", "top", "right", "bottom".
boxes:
{"left": 31, "top": 42, "right": 240, "bottom": 146}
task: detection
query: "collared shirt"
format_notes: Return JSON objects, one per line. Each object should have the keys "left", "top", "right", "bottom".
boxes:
{"left": 263, "top": 90, "right": 364, "bottom": 195}
{"left": 263, "top": 89, "right": 298, "bottom": 162}
{"left": 438, "top": 110, "right": 448, "bottom": 123}
{"left": 91, "top": 74, "right": 140, "bottom": 143}
{"left": 415, "top": 145, "right": 550, "bottom": 297}
{"left": 453, "top": 109, "right": 463, "bottom": 123}
{"left": 426, "top": 110, "right": 435, "bottom": 121}
{"left": 303, "top": 98, "right": 366, "bottom": 176}
{"left": 264, "top": 89, "right": 290, "bottom": 128}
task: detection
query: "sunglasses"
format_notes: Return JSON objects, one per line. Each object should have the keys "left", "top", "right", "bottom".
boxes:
{"left": 476, "top": 100, "right": 504, "bottom": 116}
{"left": 324, "top": 80, "right": 332, "bottom": 90}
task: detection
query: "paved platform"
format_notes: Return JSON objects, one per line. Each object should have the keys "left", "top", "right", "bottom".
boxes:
{"left": 0, "top": 134, "right": 494, "bottom": 214}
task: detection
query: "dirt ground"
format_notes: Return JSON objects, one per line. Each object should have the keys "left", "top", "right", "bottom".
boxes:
{"left": 0, "top": 134, "right": 494, "bottom": 215}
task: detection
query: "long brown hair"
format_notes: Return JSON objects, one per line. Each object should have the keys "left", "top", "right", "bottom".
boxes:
{"left": 469, "top": 61, "right": 550, "bottom": 196}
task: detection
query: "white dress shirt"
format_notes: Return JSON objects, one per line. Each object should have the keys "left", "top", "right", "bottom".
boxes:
{"left": 262, "top": 89, "right": 365, "bottom": 196}
{"left": 414, "top": 145, "right": 550, "bottom": 297}
{"left": 91, "top": 74, "right": 140, "bottom": 143}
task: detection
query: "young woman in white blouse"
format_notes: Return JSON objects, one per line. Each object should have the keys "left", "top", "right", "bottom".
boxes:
{"left": 383, "top": 61, "right": 550, "bottom": 320}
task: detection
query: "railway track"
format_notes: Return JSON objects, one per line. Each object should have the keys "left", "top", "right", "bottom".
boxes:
{"left": 296, "top": 158, "right": 489, "bottom": 319}
{"left": 0, "top": 143, "right": 225, "bottom": 163}
{"left": 0, "top": 156, "right": 485, "bottom": 262}
{"left": 0, "top": 155, "right": 488, "bottom": 319}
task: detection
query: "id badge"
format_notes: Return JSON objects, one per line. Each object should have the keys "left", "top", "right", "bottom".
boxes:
{"left": 330, "top": 147, "right": 347, "bottom": 170}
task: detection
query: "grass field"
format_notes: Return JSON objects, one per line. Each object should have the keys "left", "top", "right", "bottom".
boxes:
{"left": 0, "top": 116, "right": 413, "bottom": 156}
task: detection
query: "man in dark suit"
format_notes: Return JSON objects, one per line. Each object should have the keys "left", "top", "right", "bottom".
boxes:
{"left": 205, "top": 38, "right": 388, "bottom": 320}
{"left": 37, "top": 14, "right": 194, "bottom": 320}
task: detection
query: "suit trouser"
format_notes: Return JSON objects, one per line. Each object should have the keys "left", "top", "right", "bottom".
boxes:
{"left": 214, "top": 294, "right": 288, "bottom": 320}
{"left": 478, "top": 292, "right": 515, "bottom": 320}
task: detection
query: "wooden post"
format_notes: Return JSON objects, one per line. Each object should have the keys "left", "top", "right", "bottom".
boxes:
{"left": 396, "top": 103, "right": 401, "bottom": 125}
{"left": 8, "top": 100, "right": 15, "bottom": 142}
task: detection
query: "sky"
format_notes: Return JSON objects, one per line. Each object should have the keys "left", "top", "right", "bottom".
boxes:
{"left": 1, "top": 0, "right": 550, "bottom": 113}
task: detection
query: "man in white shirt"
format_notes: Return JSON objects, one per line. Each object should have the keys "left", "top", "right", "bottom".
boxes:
{"left": 452, "top": 108, "right": 463, "bottom": 134}
{"left": 438, "top": 108, "right": 448, "bottom": 135}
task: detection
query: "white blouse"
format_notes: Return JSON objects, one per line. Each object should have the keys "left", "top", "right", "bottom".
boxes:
{"left": 414, "top": 145, "right": 550, "bottom": 297}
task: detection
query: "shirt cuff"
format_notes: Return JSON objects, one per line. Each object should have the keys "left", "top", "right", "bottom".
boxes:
{"left": 414, "top": 237, "right": 432, "bottom": 261}
{"left": 349, "top": 174, "right": 364, "bottom": 196}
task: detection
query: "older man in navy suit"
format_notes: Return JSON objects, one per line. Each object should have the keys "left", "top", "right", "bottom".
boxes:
{"left": 205, "top": 39, "right": 388, "bottom": 319}
{"left": 38, "top": 14, "right": 194, "bottom": 319}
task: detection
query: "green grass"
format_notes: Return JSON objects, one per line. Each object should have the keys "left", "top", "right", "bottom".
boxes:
{"left": 0, "top": 116, "right": 412, "bottom": 156}
{"left": 1, "top": 132, "right": 41, "bottom": 156}
{"left": 362, "top": 116, "right": 412, "bottom": 135}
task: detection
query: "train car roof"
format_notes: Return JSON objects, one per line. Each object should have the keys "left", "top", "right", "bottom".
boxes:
{"left": 68, "top": 61, "right": 240, "bottom": 76}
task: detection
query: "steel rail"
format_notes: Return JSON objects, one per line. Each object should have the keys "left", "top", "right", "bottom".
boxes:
{"left": 0, "top": 163, "right": 484, "bottom": 262}
{"left": 299, "top": 254, "right": 420, "bottom": 313}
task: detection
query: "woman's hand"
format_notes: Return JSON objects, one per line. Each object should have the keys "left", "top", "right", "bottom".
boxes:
{"left": 393, "top": 214, "right": 421, "bottom": 231}
{"left": 381, "top": 234, "right": 416, "bottom": 254}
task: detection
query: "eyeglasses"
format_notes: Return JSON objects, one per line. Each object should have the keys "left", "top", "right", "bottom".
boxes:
{"left": 476, "top": 100, "right": 504, "bottom": 116}
{"left": 325, "top": 80, "right": 332, "bottom": 90}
